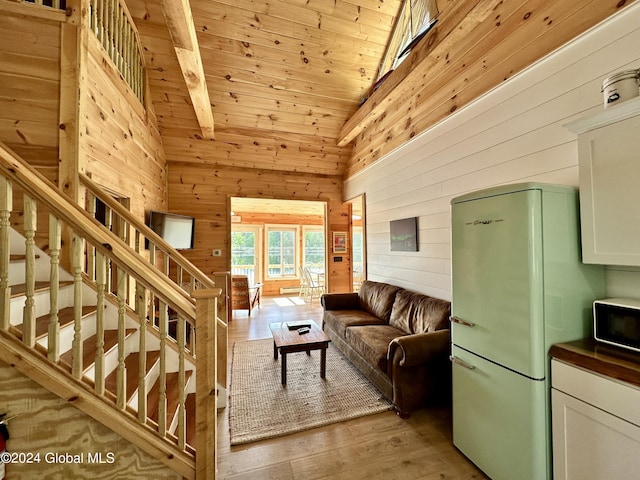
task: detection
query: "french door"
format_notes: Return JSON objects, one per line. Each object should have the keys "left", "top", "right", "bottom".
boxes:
{"left": 231, "top": 225, "right": 262, "bottom": 285}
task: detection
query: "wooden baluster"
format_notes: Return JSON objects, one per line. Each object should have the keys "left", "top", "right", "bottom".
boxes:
{"left": 98, "top": 0, "right": 105, "bottom": 49}
{"left": 89, "top": 0, "right": 96, "bottom": 34}
{"left": 86, "top": 192, "right": 96, "bottom": 282}
{"left": 108, "top": 0, "right": 115, "bottom": 59}
{"left": 105, "top": 205, "right": 113, "bottom": 294}
{"left": 22, "top": 194, "right": 37, "bottom": 348}
{"left": 136, "top": 55, "right": 142, "bottom": 102}
{"left": 72, "top": 233, "right": 84, "bottom": 379}
{"left": 128, "top": 25, "right": 134, "bottom": 89}
{"left": 48, "top": 215, "right": 62, "bottom": 362}
{"left": 163, "top": 254, "right": 170, "bottom": 279}
{"left": 0, "top": 176, "right": 11, "bottom": 331}
{"left": 116, "top": 266, "right": 127, "bottom": 409}
{"left": 137, "top": 282, "right": 148, "bottom": 422}
{"left": 158, "top": 300, "right": 168, "bottom": 436}
{"left": 120, "top": 8, "right": 126, "bottom": 73}
{"left": 177, "top": 314, "right": 186, "bottom": 449}
{"left": 177, "top": 265, "right": 183, "bottom": 292}
{"left": 94, "top": 251, "right": 107, "bottom": 395}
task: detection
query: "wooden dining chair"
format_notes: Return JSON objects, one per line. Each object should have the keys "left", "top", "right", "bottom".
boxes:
{"left": 231, "top": 275, "right": 262, "bottom": 316}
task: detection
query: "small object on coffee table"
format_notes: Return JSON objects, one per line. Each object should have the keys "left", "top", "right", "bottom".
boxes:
{"left": 269, "top": 320, "right": 330, "bottom": 385}
{"left": 286, "top": 320, "right": 312, "bottom": 330}
{"left": 298, "top": 327, "right": 310, "bottom": 335}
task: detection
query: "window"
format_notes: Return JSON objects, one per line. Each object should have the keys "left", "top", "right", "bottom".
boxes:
{"left": 303, "top": 227, "right": 325, "bottom": 268}
{"left": 377, "top": 0, "right": 439, "bottom": 81}
{"left": 266, "top": 226, "right": 298, "bottom": 279}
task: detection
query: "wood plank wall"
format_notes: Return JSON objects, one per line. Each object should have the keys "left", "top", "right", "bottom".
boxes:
{"left": 0, "top": 6, "right": 64, "bottom": 246}
{"left": 344, "top": 0, "right": 636, "bottom": 178}
{"left": 80, "top": 33, "right": 167, "bottom": 220}
{"left": 0, "top": 360, "right": 180, "bottom": 480}
{"left": 0, "top": 10, "right": 61, "bottom": 179}
{"left": 167, "top": 163, "right": 352, "bottom": 294}
{"left": 343, "top": 3, "right": 640, "bottom": 301}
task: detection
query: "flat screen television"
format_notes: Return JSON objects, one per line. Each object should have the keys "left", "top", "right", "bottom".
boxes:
{"left": 148, "top": 210, "right": 195, "bottom": 250}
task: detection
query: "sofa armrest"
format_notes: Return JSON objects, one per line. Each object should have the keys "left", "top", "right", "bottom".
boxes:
{"left": 388, "top": 329, "right": 451, "bottom": 370}
{"left": 321, "top": 292, "right": 360, "bottom": 310}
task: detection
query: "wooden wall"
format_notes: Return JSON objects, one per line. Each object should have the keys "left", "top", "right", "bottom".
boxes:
{"left": 342, "top": 0, "right": 637, "bottom": 178}
{"left": 0, "top": 2, "right": 166, "bottom": 235}
{"left": 344, "top": 3, "right": 640, "bottom": 301}
{"left": 79, "top": 32, "right": 167, "bottom": 221}
{"left": 0, "top": 360, "right": 180, "bottom": 479}
{"left": 168, "top": 163, "right": 352, "bottom": 294}
{"left": 0, "top": 7, "right": 62, "bottom": 181}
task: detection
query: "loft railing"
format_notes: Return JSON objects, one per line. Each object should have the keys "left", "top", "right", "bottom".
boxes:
{"left": 0, "top": 141, "right": 226, "bottom": 479}
{"left": 87, "top": 0, "right": 145, "bottom": 103}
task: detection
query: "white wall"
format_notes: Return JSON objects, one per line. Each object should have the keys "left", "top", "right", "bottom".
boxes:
{"left": 344, "top": 3, "right": 640, "bottom": 301}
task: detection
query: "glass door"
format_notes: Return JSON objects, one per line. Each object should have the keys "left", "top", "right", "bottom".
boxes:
{"left": 231, "top": 225, "right": 261, "bottom": 285}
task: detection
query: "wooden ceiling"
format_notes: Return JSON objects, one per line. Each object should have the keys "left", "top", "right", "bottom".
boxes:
{"left": 127, "top": 0, "right": 402, "bottom": 177}
{"left": 127, "top": 0, "right": 634, "bottom": 181}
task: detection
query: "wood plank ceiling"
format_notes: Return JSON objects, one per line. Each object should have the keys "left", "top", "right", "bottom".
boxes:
{"left": 127, "top": 0, "right": 402, "bottom": 177}
{"left": 127, "top": 0, "right": 635, "bottom": 180}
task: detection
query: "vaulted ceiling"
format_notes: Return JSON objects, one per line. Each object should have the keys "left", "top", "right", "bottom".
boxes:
{"left": 128, "top": 0, "right": 402, "bottom": 177}
{"left": 127, "top": 0, "right": 635, "bottom": 181}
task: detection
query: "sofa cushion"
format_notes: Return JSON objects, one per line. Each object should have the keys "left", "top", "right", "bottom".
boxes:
{"left": 323, "top": 310, "right": 387, "bottom": 338}
{"left": 345, "top": 325, "right": 405, "bottom": 375}
{"left": 358, "top": 280, "right": 400, "bottom": 322}
{"left": 389, "top": 289, "right": 451, "bottom": 334}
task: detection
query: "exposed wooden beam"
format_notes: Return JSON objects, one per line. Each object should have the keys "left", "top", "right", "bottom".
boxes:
{"left": 162, "top": 0, "right": 214, "bottom": 140}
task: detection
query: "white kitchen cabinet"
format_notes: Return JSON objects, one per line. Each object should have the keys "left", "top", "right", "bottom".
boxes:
{"left": 565, "top": 96, "right": 640, "bottom": 265}
{"left": 551, "top": 359, "right": 640, "bottom": 480}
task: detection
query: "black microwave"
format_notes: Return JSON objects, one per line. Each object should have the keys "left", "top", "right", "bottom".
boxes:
{"left": 594, "top": 298, "right": 640, "bottom": 353}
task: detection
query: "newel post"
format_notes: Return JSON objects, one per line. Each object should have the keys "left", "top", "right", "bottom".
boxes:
{"left": 192, "top": 288, "right": 222, "bottom": 480}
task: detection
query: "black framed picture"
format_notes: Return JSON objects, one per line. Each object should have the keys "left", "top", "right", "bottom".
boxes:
{"left": 390, "top": 217, "right": 418, "bottom": 252}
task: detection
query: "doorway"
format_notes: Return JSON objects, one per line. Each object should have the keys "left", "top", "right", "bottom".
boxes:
{"left": 346, "top": 194, "right": 366, "bottom": 291}
{"left": 230, "top": 197, "right": 327, "bottom": 298}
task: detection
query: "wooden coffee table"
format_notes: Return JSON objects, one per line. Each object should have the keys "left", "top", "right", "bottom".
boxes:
{"left": 269, "top": 320, "right": 331, "bottom": 385}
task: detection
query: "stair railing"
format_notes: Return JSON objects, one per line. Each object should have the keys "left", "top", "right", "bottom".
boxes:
{"left": 80, "top": 172, "right": 216, "bottom": 297}
{"left": 0, "top": 141, "right": 225, "bottom": 480}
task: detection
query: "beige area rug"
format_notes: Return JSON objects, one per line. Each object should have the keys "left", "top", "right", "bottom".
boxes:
{"left": 229, "top": 338, "right": 393, "bottom": 445}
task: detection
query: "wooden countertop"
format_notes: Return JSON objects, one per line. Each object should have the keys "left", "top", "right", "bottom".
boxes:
{"left": 550, "top": 338, "right": 640, "bottom": 389}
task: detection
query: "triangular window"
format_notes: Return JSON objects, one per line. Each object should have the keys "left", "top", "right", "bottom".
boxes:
{"left": 376, "top": 0, "right": 439, "bottom": 83}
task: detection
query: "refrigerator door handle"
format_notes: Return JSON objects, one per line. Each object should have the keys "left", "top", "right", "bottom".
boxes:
{"left": 450, "top": 355, "right": 476, "bottom": 370}
{"left": 449, "top": 315, "right": 476, "bottom": 327}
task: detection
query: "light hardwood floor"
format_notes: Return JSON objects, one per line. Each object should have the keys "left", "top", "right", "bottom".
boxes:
{"left": 217, "top": 296, "right": 488, "bottom": 480}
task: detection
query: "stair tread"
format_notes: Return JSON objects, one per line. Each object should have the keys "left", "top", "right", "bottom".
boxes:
{"left": 15, "top": 306, "right": 97, "bottom": 339}
{"left": 59, "top": 328, "right": 136, "bottom": 373}
{"left": 104, "top": 350, "right": 161, "bottom": 402}
{"left": 10, "top": 281, "right": 73, "bottom": 298}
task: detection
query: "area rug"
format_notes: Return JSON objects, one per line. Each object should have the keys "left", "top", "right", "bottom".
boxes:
{"left": 229, "top": 338, "right": 393, "bottom": 445}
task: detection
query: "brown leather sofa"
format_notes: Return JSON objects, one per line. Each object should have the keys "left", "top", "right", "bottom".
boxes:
{"left": 321, "top": 280, "right": 451, "bottom": 418}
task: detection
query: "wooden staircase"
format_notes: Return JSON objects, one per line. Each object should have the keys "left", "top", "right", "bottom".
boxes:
{"left": 0, "top": 141, "right": 229, "bottom": 479}
{"left": 7, "top": 233, "right": 200, "bottom": 449}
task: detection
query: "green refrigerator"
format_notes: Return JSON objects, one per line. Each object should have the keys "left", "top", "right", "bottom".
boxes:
{"left": 450, "top": 183, "right": 604, "bottom": 480}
